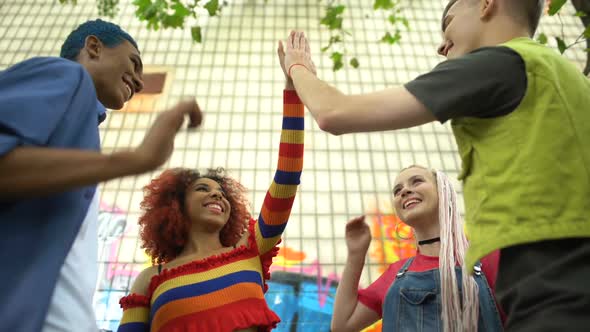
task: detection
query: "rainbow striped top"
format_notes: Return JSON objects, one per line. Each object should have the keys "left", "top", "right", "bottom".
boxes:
{"left": 117, "top": 90, "right": 304, "bottom": 332}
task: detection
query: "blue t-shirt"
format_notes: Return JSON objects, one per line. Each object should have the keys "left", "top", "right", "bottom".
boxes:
{"left": 0, "top": 57, "right": 106, "bottom": 331}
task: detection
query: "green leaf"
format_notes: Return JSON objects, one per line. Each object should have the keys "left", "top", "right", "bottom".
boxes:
{"left": 97, "top": 0, "right": 119, "bottom": 17}
{"left": 133, "top": 0, "right": 151, "bottom": 12}
{"left": 204, "top": 0, "right": 219, "bottom": 16}
{"left": 133, "top": 0, "right": 167, "bottom": 30}
{"left": 329, "top": 5, "right": 346, "bottom": 15}
{"left": 584, "top": 25, "right": 590, "bottom": 39}
{"left": 331, "top": 52, "right": 343, "bottom": 71}
{"left": 548, "top": 0, "right": 567, "bottom": 16}
{"left": 145, "top": 7, "right": 158, "bottom": 20}
{"left": 575, "top": 11, "right": 587, "bottom": 17}
{"left": 388, "top": 14, "right": 397, "bottom": 25}
{"left": 350, "top": 57, "right": 359, "bottom": 68}
{"left": 321, "top": 5, "right": 346, "bottom": 30}
{"left": 329, "top": 35, "right": 342, "bottom": 44}
{"left": 537, "top": 33, "right": 548, "bottom": 44}
{"left": 158, "top": 2, "right": 190, "bottom": 28}
{"left": 191, "top": 25, "right": 202, "bottom": 43}
{"left": 555, "top": 37, "right": 567, "bottom": 54}
{"left": 321, "top": 5, "right": 345, "bottom": 21}
{"left": 401, "top": 17, "right": 410, "bottom": 29}
{"left": 320, "top": 35, "right": 343, "bottom": 53}
{"left": 133, "top": 0, "right": 150, "bottom": 14}
{"left": 381, "top": 31, "right": 401, "bottom": 44}
{"left": 162, "top": 15, "right": 183, "bottom": 28}
{"left": 332, "top": 17, "right": 343, "bottom": 30}
{"left": 172, "top": 2, "right": 190, "bottom": 17}
{"left": 330, "top": 52, "right": 343, "bottom": 62}
{"left": 373, "top": 0, "right": 394, "bottom": 10}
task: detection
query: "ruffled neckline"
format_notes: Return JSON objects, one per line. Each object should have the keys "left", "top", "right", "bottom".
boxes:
{"left": 146, "top": 218, "right": 259, "bottom": 298}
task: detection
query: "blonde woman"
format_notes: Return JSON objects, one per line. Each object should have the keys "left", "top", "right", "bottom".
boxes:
{"left": 331, "top": 166, "right": 504, "bottom": 332}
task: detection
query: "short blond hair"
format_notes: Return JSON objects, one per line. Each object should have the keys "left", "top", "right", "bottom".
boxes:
{"left": 442, "top": 0, "right": 544, "bottom": 36}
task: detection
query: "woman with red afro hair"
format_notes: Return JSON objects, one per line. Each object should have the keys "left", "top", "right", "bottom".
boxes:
{"left": 137, "top": 167, "right": 252, "bottom": 265}
{"left": 117, "top": 48, "right": 308, "bottom": 332}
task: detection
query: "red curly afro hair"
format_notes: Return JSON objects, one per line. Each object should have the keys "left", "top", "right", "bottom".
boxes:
{"left": 138, "top": 167, "right": 250, "bottom": 264}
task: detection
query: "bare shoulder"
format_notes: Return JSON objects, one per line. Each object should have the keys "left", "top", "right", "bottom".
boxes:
{"left": 130, "top": 265, "right": 159, "bottom": 296}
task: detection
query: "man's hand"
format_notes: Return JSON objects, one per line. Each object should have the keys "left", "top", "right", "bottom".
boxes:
{"left": 133, "top": 99, "right": 202, "bottom": 172}
{"left": 283, "top": 30, "right": 317, "bottom": 78}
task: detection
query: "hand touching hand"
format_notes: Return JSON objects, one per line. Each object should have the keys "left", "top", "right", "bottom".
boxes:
{"left": 277, "top": 41, "right": 295, "bottom": 90}
{"left": 345, "top": 216, "right": 372, "bottom": 256}
{"left": 283, "top": 30, "right": 317, "bottom": 78}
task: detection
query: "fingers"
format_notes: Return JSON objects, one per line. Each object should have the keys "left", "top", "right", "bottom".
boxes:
{"left": 347, "top": 215, "right": 366, "bottom": 226}
{"left": 277, "top": 41, "right": 286, "bottom": 66}
{"left": 174, "top": 99, "right": 202, "bottom": 128}
{"left": 287, "top": 31, "right": 295, "bottom": 50}
{"left": 293, "top": 31, "right": 300, "bottom": 50}
{"left": 303, "top": 35, "right": 317, "bottom": 75}
{"left": 299, "top": 32, "right": 306, "bottom": 51}
{"left": 186, "top": 101, "right": 202, "bottom": 128}
{"left": 278, "top": 40, "right": 284, "bottom": 55}
{"left": 287, "top": 30, "right": 309, "bottom": 52}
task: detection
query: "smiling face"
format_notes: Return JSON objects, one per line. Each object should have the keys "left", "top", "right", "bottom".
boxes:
{"left": 81, "top": 36, "right": 144, "bottom": 109}
{"left": 392, "top": 167, "right": 439, "bottom": 228}
{"left": 438, "top": 0, "right": 483, "bottom": 59}
{"left": 184, "top": 177, "right": 232, "bottom": 230}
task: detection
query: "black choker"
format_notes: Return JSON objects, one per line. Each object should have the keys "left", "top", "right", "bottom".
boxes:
{"left": 418, "top": 237, "right": 441, "bottom": 245}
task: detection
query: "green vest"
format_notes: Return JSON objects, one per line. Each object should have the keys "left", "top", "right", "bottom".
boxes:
{"left": 451, "top": 37, "right": 590, "bottom": 269}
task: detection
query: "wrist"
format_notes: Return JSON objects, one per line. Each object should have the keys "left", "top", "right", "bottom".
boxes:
{"left": 347, "top": 251, "right": 367, "bottom": 262}
{"left": 110, "top": 150, "right": 152, "bottom": 176}
{"left": 285, "top": 79, "right": 295, "bottom": 90}
{"left": 288, "top": 63, "right": 309, "bottom": 78}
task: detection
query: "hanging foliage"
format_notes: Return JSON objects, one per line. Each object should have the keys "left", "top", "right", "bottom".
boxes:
{"left": 58, "top": 0, "right": 590, "bottom": 74}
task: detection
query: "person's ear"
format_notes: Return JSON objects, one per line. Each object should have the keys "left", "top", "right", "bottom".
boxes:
{"left": 84, "top": 35, "right": 103, "bottom": 59}
{"left": 480, "top": 0, "right": 497, "bottom": 20}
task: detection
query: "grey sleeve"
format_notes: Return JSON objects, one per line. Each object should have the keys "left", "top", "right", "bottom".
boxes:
{"left": 404, "top": 46, "right": 527, "bottom": 123}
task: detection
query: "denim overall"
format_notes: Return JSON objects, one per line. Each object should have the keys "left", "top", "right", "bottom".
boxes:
{"left": 382, "top": 257, "right": 503, "bottom": 331}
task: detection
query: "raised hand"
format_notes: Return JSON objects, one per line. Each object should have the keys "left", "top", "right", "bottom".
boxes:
{"left": 283, "top": 30, "right": 317, "bottom": 78}
{"left": 345, "top": 216, "right": 372, "bottom": 256}
{"left": 134, "top": 99, "right": 202, "bottom": 171}
{"left": 277, "top": 41, "right": 295, "bottom": 90}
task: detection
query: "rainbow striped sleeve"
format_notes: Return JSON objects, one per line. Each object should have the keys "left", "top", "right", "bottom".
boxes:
{"left": 255, "top": 89, "right": 304, "bottom": 255}
{"left": 117, "top": 294, "right": 150, "bottom": 332}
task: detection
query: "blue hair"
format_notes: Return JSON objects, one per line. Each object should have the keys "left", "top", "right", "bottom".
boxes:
{"left": 60, "top": 19, "right": 139, "bottom": 60}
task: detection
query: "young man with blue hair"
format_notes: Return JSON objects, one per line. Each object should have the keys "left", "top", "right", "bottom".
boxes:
{"left": 0, "top": 19, "right": 202, "bottom": 331}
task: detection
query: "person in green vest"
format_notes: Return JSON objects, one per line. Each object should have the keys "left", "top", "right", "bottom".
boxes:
{"left": 278, "top": 0, "right": 590, "bottom": 330}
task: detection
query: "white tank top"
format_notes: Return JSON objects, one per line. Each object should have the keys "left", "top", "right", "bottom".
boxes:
{"left": 42, "top": 191, "right": 99, "bottom": 332}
